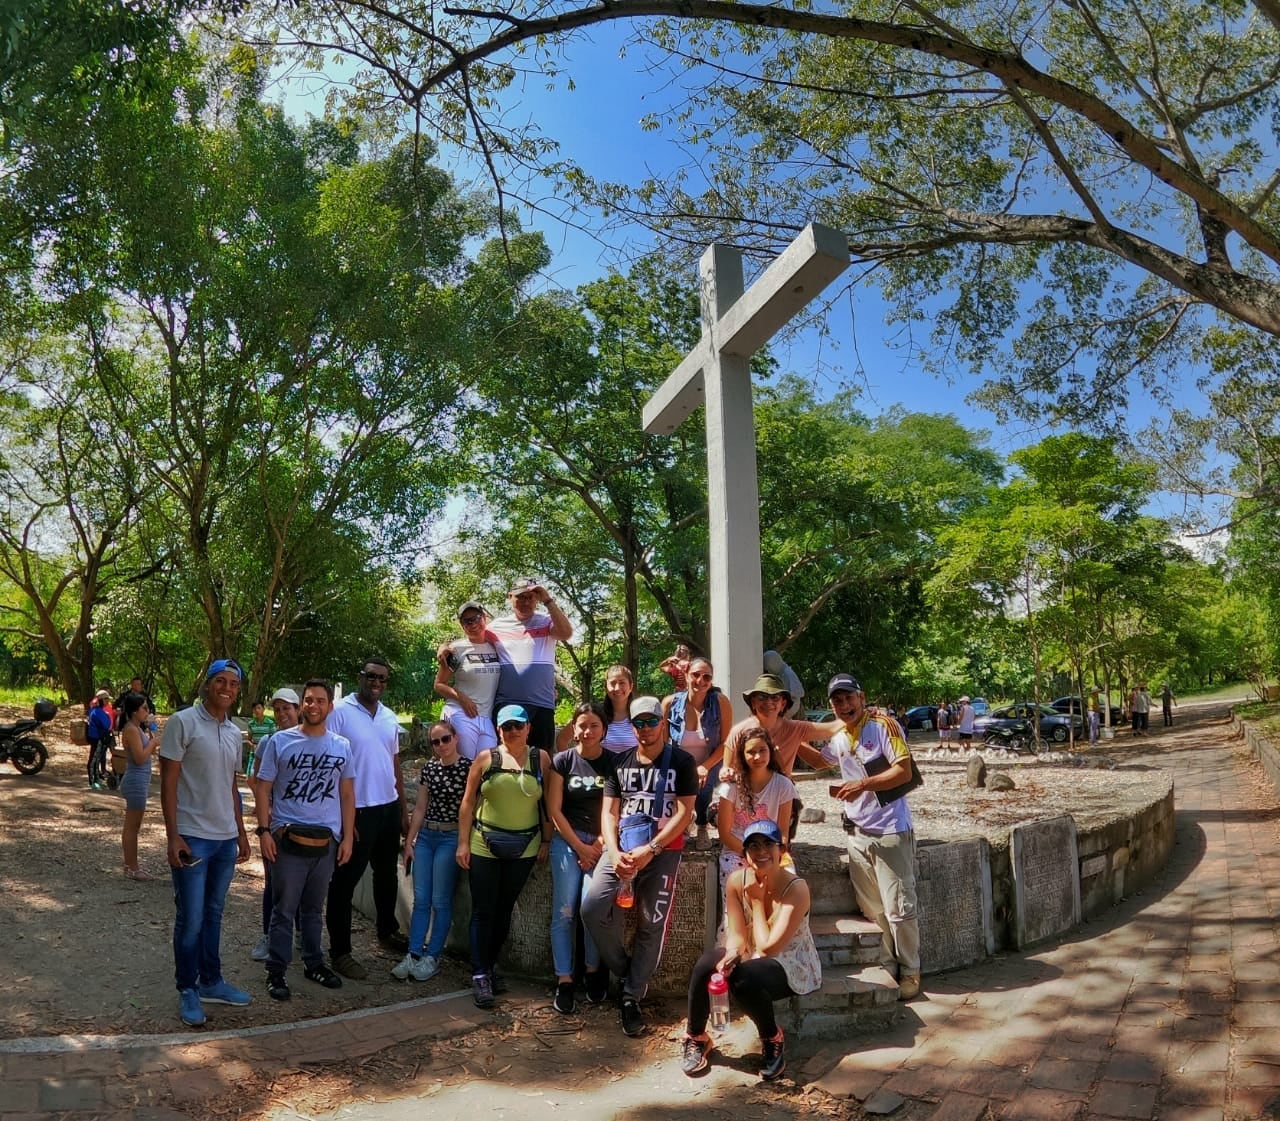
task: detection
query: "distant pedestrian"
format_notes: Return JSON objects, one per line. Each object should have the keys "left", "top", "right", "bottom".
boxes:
{"left": 956, "top": 696, "right": 976, "bottom": 751}
{"left": 935, "top": 702, "right": 951, "bottom": 748}
{"left": 1161, "top": 684, "right": 1177, "bottom": 727}
{"left": 1130, "top": 684, "right": 1151, "bottom": 736}
{"left": 1088, "top": 688, "right": 1102, "bottom": 746}
{"left": 119, "top": 691, "right": 159, "bottom": 880}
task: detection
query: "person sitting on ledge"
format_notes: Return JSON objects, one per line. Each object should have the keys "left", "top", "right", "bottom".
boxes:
{"left": 679, "top": 819, "right": 822, "bottom": 1083}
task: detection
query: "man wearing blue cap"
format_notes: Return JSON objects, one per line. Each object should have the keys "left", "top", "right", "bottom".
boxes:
{"left": 821, "top": 672, "right": 922, "bottom": 1001}
{"left": 160, "top": 658, "right": 254, "bottom": 1026}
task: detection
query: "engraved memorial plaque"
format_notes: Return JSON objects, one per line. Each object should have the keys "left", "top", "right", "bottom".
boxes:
{"left": 917, "top": 837, "right": 994, "bottom": 973}
{"left": 1012, "top": 815, "right": 1081, "bottom": 948}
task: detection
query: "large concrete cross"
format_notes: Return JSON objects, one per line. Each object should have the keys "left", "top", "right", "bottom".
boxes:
{"left": 642, "top": 223, "right": 850, "bottom": 709}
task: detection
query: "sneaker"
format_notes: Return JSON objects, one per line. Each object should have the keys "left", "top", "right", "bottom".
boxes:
{"left": 489, "top": 970, "right": 508, "bottom": 995}
{"left": 378, "top": 930, "right": 409, "bottom": 953}
{"left": 694, "top": 825, "right": 714, "bottom": 851}
{"left": 197, "top": 979, "right": 252, "bottom": 1006}
{"left": 266, "top": 972, "right": 291, "bottom": 1001}
{"left": 304, "top": 963, "right": 343, "bottom": 989}
{"left": 760, "top": 1029, "right": 786, "bottom": 1081}
{"left": 553, "top": 981, "right": 576, "bottom": 1015}
{"left": 332, "top": 953, "right": 368, "bottom": 980}
{"left": 472, "top": 972, "right": 495, "bottom": 1008}
{"left": 620, "top": 997, "right": 646, "bottom": 1037}
{"left": 178, "top": 987, "right": 205, "bottom": 1026}
{"left": 584, "top": 969, "right": 610, "bottom": 1005}
{"left": 250, "top": 934, "right": 270, "bottom": 963}
{"left": 680, "top": 1033, "right": 713, "bottom": 1076}
{"left": 898, "top": 973, "right": 922, "bottom": 1001}
{"left": 391, "top": 953, "right": 415, "bottom": 981}
{"left": 410, "top": 954, "right": 440, "bottom": 982}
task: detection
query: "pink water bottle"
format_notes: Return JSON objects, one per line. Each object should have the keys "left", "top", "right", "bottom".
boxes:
{"left": 708, "top": 971, "right": 730, "bottom": 1033}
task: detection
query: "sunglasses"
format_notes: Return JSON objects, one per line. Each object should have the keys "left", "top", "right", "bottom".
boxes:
{"left": 631, "top": 715, "right": 662, "bottom": 729}
{"left": 361, "top": 671, "right": 389, "bottom": 682}
{"left": 750, "top": 693, "right": 784, "bottom": 704}
{"left": 430, "top": 733, "right": 454, "bottom": 746}
{"left": 500, "top": 721, "right": 527, "bottom": 732}
{"left": 460, "top": 615, "right": 484, "bottom": 626}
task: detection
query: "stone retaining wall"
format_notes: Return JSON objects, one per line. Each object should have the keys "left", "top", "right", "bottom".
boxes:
{"left": 1234, "top": 710, "right": 1280, "bottom": 794}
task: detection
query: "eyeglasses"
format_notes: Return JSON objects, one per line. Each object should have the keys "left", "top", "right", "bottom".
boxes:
{"left": 631, "top": 715, "right": 662, "bottom": 729}
{"left": 689, "top": 672, "right": 713, "bottom": 682}
{"left": 750, "top": 693, "right": 784, "bottom": 705}
{"left": 460, "top": 615, "right": 483, "bottom": 626}
{"left": 361, "top": 671, "right": 388, "bottom": 682}
{"left": 500, "top": 721, "right": 527, "bottom": 732}
{"left": 430, "top": 733, "right": 454, "bottom": 746}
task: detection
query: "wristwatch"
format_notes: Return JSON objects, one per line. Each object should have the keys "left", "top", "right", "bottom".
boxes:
{"left": 255, "top": 825, "right": 269, "bottom": 837}
{"left": 648, "top": 839, "right": 662, "bottom": 856}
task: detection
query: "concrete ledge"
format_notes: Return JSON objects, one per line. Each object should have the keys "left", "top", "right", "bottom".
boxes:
{"left": 1234, "top": 710, "right": 1280, "bottom": 794}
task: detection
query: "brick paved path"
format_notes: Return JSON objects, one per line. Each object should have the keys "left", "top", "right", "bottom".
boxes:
{"left": 3, "top": 706, "right": 1275, "bottom": 1121}
{"left": 809, "top": 708, "right": 1280, "bottom": 1121}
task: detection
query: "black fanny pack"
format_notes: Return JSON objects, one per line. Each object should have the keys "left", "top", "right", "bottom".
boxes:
{"left": 477, "top": 823, "right": 540, "bottom": 860}
{"left": 278, "top": 823, "right": 334, "bottom": 858}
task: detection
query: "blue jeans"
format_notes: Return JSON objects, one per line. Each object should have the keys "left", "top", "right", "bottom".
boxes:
{"left": 694, "top": 762, "right": 722, "bottom": 827}
{"left": 409, "top": 828, "right": 460, "bottom": 958}
{"left": 549, "top": 832, "right": 601, "bottom": 977}
{"left": 171, "top": 835, "right": 238, "bottom": 991}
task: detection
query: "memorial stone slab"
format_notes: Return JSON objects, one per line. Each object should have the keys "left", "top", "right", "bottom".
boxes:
{"left": 917, "top": 837, "right": 994, "bottom": 973}
{"left": 1011, "top": 814, "right": 1081, "bottom": 948}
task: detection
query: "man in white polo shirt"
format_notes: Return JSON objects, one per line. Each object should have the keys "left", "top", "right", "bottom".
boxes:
{"left": 325, "top": 656, "right": 408, "bottom": 979}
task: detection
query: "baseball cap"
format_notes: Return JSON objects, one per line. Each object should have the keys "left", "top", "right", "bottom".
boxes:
{"left": 509, "top": 577, "right": 539, "bottom": 595}
{"left": 457, "top": 601, "right": 486, "bottom": 620}
{"left": 629, "top": 696, "right": 663, "bottom": 720}
{"left": 206, "top": 658, "right": 243, "bottom": 681}
{"left": 496, "top": 704, "right": 529, "bottom": 726}
{"left": 741, "top": 820, "right": 784, "bottom": 846}
{"left": 270, "top": 687, "right": 300, "bottom": 705}
{"left": 827, "top": 673, "right": 863, "bottom": 697}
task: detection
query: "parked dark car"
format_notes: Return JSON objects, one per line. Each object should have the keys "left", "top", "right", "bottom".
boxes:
{"left": 1051, "top": 695, "right": 1123, "bottom": 725}
{"left": 903, "top": 705, "right": 936, "bottom": 731}
{"left": 974, "top": 703, "right": 1084, "bottom": 743}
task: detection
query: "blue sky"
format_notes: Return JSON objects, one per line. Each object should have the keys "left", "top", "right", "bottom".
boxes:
{"left": 274, "top": 25, "right": 1216, "bottom": 525}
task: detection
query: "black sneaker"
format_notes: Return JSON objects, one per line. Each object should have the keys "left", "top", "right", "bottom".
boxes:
{"left": 266, "top": 972, "right": 291, "bottom": 1001}
{"left": 620, "top": 997, "right": 646, "bottom": 1037}
{"left": 584, "top": 969, "right": 609, "bottom": 1005}
{"left": 760, "top": 1029, "right": 786, "bottom": 1081}
{"left": 472, "top": 972, "right": 495, "bottom": 1008}
{"left": 680, "top": 1034, "right": 713, "bottom": 1076}
{"left": 489, "top": 970, "right": 508, "bottom": 995}
{"left": 553, "top": 981, "right": 576, "bottom": 1015}
{"left": 304, "top": 963, "right": 343, "bottom": 989}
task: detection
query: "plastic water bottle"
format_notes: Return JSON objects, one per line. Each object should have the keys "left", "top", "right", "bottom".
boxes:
{"left": 616, "top": 878, "right": 635, "bottom": 908}
{"left": 708, "top": 971, "right": 730, "bottom": 1033}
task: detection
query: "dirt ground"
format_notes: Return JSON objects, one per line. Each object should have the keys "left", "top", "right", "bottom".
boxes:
{"left": 0, "top": 701, "right": 1188, "bottom": 1040}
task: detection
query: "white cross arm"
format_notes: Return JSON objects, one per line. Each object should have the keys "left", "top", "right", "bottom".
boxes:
{"left": 641, "top": 222, "right": 849, "bottom": 435}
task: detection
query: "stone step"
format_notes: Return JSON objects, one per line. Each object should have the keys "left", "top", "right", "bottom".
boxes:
{"left": 809, "top": 913, "right": 885, "bottom": 966}
{"left": 778, "top": 963, "right": 900, "bottom": 1039}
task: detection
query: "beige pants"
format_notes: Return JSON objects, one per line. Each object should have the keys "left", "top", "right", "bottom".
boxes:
{"left": 845, "top": 828, "right": 920, "bottom": 974}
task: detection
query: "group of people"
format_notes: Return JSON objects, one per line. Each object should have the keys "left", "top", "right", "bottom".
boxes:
{"left": 143, "top": 578, "right": 923, "bottom": 1085}
{"left": 932, "top": 696, "right": 976, "bottom": 749}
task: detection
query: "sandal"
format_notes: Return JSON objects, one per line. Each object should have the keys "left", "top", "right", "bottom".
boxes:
{"left": 124, "top": 866, "right": 154, "bottom": 881}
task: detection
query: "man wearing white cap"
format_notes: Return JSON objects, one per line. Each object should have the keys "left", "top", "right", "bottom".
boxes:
{"left": 822, "top": 673, "right": 922, "bottom": 1001}
{"left": 956, "top": 696, "right": 976, "bottom": 749}
{"left": 582, "top": 695, "right": 698, "bottom": 1038}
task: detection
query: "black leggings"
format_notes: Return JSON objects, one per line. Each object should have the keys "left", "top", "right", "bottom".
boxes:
{"left": 468, "top": 853, "right": 536, "bottom": 974}
{"left": 687, "top": 945, "right": 794, "bottom": 1039}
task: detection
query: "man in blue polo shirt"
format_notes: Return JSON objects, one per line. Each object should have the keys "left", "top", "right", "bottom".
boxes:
{"left": 159, "top": 658, "right": 253, "bottom": 1027}
{"left": 325, "top": 656, "right": 408, "bottom": 979}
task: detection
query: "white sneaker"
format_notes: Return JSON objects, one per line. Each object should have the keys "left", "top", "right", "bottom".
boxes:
{"left": 251, "top": 934, "right": 270, "bottom": 962}
{"left": 391, "top": 953, "right": 414, "bottom": 981}
{"left": 410, "top": 954, "right": 440, "bottom": 982}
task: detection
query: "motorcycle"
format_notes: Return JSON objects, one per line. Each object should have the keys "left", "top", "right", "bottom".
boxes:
{"left": 0, "top": 698, "right": 57, "bottom": 775}
{"left": 981, "top": 719, "right": 1037, "bottom": 755}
